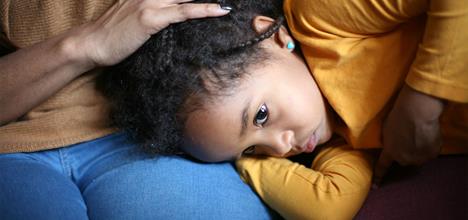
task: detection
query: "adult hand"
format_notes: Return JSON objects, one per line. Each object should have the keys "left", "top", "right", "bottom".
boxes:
{"left": 73, "top": 0, "right": 230, "bottom": 67}
{"left": 373, "top": 84, "right": 445, "bottom": 185}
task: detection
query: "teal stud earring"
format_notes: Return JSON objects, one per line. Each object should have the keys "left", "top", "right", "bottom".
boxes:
{"left": 286, "top": 41, "right": 295, "bottom": 50}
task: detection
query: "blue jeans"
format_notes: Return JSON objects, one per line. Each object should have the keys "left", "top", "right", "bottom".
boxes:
{"left": 0, "top": 132, "right": 278, "bottom": 220}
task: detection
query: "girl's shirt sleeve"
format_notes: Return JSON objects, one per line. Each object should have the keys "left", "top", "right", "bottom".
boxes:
{"left": 406, "top": 0, "right": 468, "bottom": 103}
{"left": 236, "top": 146, "right": 373, "bottom": 220}
{"left": 284, "top": 0, "right": 467, "bottom": 102}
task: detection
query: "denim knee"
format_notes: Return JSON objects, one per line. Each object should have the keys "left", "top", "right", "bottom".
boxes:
{"left": 0, "top": 156, "right": 88, "bottom": 220}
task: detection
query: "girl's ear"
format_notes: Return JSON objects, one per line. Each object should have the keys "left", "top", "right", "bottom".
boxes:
{"left": 252, "top": 16, "right": 294, "bottom": 50}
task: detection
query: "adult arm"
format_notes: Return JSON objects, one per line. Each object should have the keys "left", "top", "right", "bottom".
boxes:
{"left": 0, "top": 0, "right": 229, "bottom": 126}
{"left": 236, "top": 146, "right": 373, "bottom": 220}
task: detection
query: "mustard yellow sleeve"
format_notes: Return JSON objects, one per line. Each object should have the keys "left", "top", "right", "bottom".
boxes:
{"left": 406, "top": 0, "right": 468, "bottom": 103}
{"left": 236, "top": 146, "right": 373, "bottom": 220}
{"left": 283, "top": 0, "right": 428, "bottom": 38}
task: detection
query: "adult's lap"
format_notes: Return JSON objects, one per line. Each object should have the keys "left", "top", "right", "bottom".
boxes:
{"left": 0, "top": 133, "right": 278, "bottom": 220}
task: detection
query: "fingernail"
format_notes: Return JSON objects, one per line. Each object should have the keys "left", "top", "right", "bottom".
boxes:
{"left": 219, "top": 1, "right": 233, "bottom": 11}
{"left": 220, "top": 4, "right": 232, "bottom": 11}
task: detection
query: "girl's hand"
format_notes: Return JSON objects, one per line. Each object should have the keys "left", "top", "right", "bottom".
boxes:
{"left": 373, "top": 84, "right": 444, "bottom": 185}
{"left": 72, "top": 0, "right": 230, "bottom": 67}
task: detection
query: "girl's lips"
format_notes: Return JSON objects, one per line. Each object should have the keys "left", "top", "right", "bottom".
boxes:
{"left": 302, "top": 133, "right": 317, "bottom": 153}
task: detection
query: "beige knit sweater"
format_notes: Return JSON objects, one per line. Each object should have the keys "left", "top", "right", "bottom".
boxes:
{"left": 0, "top": 0, "right": 118, "bottom": 153}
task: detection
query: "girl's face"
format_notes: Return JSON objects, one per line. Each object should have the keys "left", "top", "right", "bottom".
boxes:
{"left": 182, "top": 38, "right": 333, "bottom": 162}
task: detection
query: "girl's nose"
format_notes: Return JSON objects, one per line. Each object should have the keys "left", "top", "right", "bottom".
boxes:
{"left": 266, "top": 130, "right": 294, "bottom": 156}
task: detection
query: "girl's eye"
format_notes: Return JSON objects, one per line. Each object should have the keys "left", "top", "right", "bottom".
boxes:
{"left": 243, "top": 146, "right": 256, "bottom": 155}
{"left": 254, "top": 104, "right": 269, "bottom": 126}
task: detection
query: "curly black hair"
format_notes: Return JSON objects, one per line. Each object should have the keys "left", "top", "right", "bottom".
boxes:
{"left": 100, "top": 0, "right": 285, "bottom": 155}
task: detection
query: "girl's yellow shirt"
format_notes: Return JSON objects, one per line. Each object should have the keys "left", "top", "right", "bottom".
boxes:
{"left": 284, "top": 0, "right": 468, "bottom": 151}
{"left": 238, "top": 1, "right": 467, "bottom": 219}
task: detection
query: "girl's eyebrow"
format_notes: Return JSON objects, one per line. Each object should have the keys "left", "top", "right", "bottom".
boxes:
{"left": 239, "top": 99, "right": 252, "bottom": 137}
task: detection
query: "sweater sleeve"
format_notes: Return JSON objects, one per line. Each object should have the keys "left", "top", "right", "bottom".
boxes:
{"left": 236, "top": 146, "right": 373, "bottom": 220}
{"left": 406, "top": 0, "right": 468, "bottom": 103}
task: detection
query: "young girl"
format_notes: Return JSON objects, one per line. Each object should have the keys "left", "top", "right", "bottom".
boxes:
{"left": 104, "top": 0, "right": 468, "bottom": 219}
